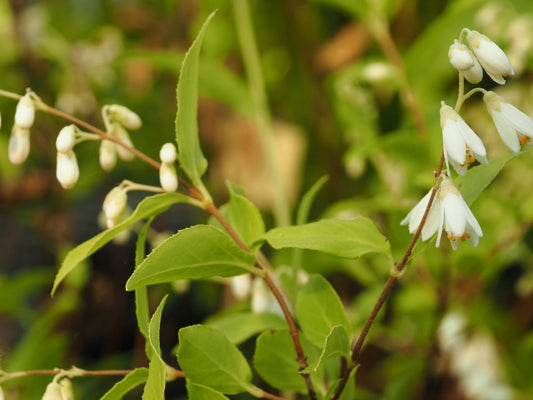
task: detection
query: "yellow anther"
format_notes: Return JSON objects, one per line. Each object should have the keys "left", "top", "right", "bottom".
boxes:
{"left": 519, "top": 135, "right": 531, "bottom": 145}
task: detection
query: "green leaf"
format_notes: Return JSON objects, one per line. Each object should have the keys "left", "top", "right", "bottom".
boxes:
{"left": 263, "top": 217, "right": 391, "bottom": 259}
{"left": 206, "top": 311, "right": 286, "bottom": 344}
{"left": 308, "top": 0, "right": 368, "bottom": 19}
{"left": 296, "top": 275, "right": 352, "bottom": 347}
{"left": 135, "top": 218, "right": 154, "bottom": 341}
{"left": 175, "top": 11, "right": 216, "bottom": 186}
{"left": 177, "top": 325, "right": 255, "bottom": 395}
{"left": 456, "top": 153, "right": 514, "bottom": 205}
{"left": 325, "top": 367, "right": 357, "bottom": 400}
{"left": 254, "top": 329, "right": 322, "bottom": 394}
{"left": 296, "top": 176, "right": 329, "bottom": 225}
{"left": 302, "top": 325, "right": 351, "bottom": 374}
{"left": 99, "top": 368, "right": 148, "bottom": 400}
{"left": 52, "top": 192, "right": 189, "bottom": 295}
{"left": 187, "top": 381, "right": 230, "bottom": 400}
{"left": 142, "top": 296, "right": 168, "bottom": 400}
{"left": 209, "top": 182, "right": 265, "bottom": 250}
{"left": 126, "top": 225, "right": 257, "bottom": 291}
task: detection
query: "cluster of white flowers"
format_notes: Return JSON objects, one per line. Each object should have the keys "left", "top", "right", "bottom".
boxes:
{"left": 55, "top": 125, "right": 80, "bottom": 189}
{"left": 403, "top": 28, "right": 533, "bottom": 250}
{"left": 41, "top": 378, "right": 74, "bottom": 400}
{"left": 159, "top": 142, "right": 178, "bottom": 192}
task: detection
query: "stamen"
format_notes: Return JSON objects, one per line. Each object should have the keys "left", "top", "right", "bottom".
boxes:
{"left": 460, "top": 232, "right": 470, "bottom": 241}
{"left": 519, "top": 135, "right": 531, "bottom": 145}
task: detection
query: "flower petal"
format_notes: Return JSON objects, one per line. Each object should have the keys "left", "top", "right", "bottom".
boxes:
{"left": 491, "top": 110, "right": 521, "bottom": 155}
{"left": 442, "top": 194, "right": 466, "bottom": 238}
{"left": 443, "top": 120, "right": 467, "bottom": 164}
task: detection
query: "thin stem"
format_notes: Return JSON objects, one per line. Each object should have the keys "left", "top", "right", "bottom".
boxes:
{"left": 0, "top": 368, "right": 143, "bottom": 384}
{"left": 232, "top": 0, "right": 291, "bottom": 227}
{"left": 331, "top": 152, "right": 446, "bottom": 400}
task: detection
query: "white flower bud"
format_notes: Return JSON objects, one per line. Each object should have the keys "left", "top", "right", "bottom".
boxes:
{"left": 56, "top": 125, "right": 76, "bottom": 153}
{"left": 8, "top": 125, "right": 30, "bottom": 164}
{"left": 59, "top": 378, "right": 74, "bottom": 400}
{"left": 466, "top": 29, "right": 514, "bottom": 84}
{"left": 103, "top": 186, "right": 128, "bottom": 222}
{"left": 99, "top": 140, "right": 117, "bottom": 171}
{"left": 14, "top": 94, "right": 35, "bottom": 129}
{"left": 159, "top": 142, "right": 177, "bottom": 164}
{"left": 108, "top": 104, "right": 142, "bottom": 130}
{"left": 230, "top": 274, "right": 252, "bottom": 300}
{"left": 111, "top": 123, "right": 135, "bottom": 162}
{"left": 159, "top": 162, "right": 178, "bottom": 192}
{"left": 448, "top": 40, "right": 475, "bottom": 71}
{"left": 56, "top": 150, "right": 79, "bottom": 189}
{"left": 41, "top": 381, "right": 63, "bottom": 400}
{"left": 0, "top": 385, "right": 4, "bottom": 400}
{"left": 463, "top": 56, "right": 483, "bottom": 84}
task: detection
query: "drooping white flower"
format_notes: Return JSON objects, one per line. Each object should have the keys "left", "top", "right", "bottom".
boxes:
{"left": 41, "top": 381, "right": 63, "bottom": 400}
{"left": 8, "top": 126, "right": 30, "bottom": 164}
{"left": 58, "top": 379, "right": 74, "bottom": 400}
{"left": 111, "top": 123, "right": 135, "bottom": 162}
{"left": 462, "top": 51, "right": 483, "bottom": 84}
{"left": 103, "top": 186, "right": 128, "bottom": 228}
{"left": 159, "top": 142, "right": 177, "bottom": 164}
{"left": 56, "top": 150, "right": 79, "bottom": 189}
{"left": 56, "top": 125, "right": 76, "bottom": 153}
{"left": 401, "top": 175, "right": 482, "bottom": 250}
{"left": 99, "top": 140, "right": 117, "bottom": 171}
{"left": 440, "top": 102, "right": 488, "bottom": 176}
{"left": 466, "top": 29, "right": 514, "bottom": 84}
{"left": 401, "top": 189, "right": 443, "bottom": 241}
{"left": 107, "top": 104, "right": 142, "bottom": 130}
{"left": 436, "top": 175, "right": 483, "bottom": 250}
{"left": 230, "top": 274, "right": 252, "bottom": 300}
{"left": 14, "top": 94, "right": 35, "bottom": 129}
{"left": 449, "top": 40, "right": 475, "bottom": 71}
{"left": 484, "top": 91, "right": 533, "bottom": 155}
{"left": 159, "top": 162, "right": 178, "bottom": 192}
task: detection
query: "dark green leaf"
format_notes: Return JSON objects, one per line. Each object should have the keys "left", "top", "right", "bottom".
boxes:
{"left": 302, "top": 325, "right": 351, "bottom": 373}
{"left": 186, "top": 381, "right": 230, "bottom": 400}
{"left": 126, "top": 225, "right": 257, "bottom": 291}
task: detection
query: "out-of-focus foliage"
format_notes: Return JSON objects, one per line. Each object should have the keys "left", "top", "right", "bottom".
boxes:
{"left": 1, "top": 0, "right": 533, "bottom": 399}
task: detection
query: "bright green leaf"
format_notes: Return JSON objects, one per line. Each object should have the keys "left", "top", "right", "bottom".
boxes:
{"left": 456, "top": 153, "right": 514, "bottom": 205}
{"left": 142, "top": 296, "right": 168, "bottom": 400}
{"left": 254, "top": 329, "right": 322, "bottom": 394}
{"left": 135, "top": 218, "right": 154, "bottom": 342}
{"left": 186, "top": 380, "right": 230, "bottom": 400}
{"left": 177, "top": 325, "right": 253, "bottom": 395}
{"left": 175, "top": 11, "right": 216, "bottom": 186}
{"left": 263, "top": 217, "right": 391, "bottom": 259}
{"left": 209, "top": 181, "right": 265, "bottom": 250}
{"left": 296, "top": 275, "right": 352, "bottom": 347}
{"left": 126, "top": 225, "right": 257, "bottom": 291}
{"left": 302, "top": 325, "right": 351, "bottom": 374}
{"left": 206, "top": 311, "right": 286, "bottom": 344}
{"left": 296, "top": 176, "right": 329, "bottom": 225}
{"left": 99, "top": 368, "right": 148, "bottom": 400}
{"left": 52, "top": 193, "right": 189, "bottom": 295}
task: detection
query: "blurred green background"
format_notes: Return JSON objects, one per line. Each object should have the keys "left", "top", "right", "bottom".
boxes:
{"left": 1, "top": 0, "right": 533, "bottom": 399}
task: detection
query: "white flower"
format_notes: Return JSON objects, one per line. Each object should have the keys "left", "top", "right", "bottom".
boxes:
{"left": 14, "top": 94, "right": 35, "bottom": 129}
{"left": 41, "top": 381, "right": 63, "bottom": 400}
{"left": 230, "top": 274, "right": 252, "bottom": 300}
{"left": 159, "top": 162, "right": 178, "bottom": 192}
{"left": 56, "top": 125, "right": 76, "bottom": 153}
{"left": 58, "top": 379, "right": 74, "bottom": 400}
{"left": 440, "top": 102, "right": 488, "bottom": 176}
{"left": 462, "top": 52, "right": 483, "bottom": 84}
{"left": 401, "top": 190, "right": 442, "bottom": 241}
{"left": 466, "top": 29, "right": 514, "bottom": 84}
{"left": 103, "top": 186, "right": 128, "bottom": 228}
{"left": 107, "top": 104, "right": 142, "bottom": 130}
{"left": 99, "top": 140, "right": 117, "bottom": 171}
{"left": 436, "top": 176, "right": 483, "bottom": 250}
{"left": 56, "top": 150, "right": 79, "bottom": 189}
{"left": 483, "top": 91, "right": 533, "bottom": 155}
{"left": 111, "top": 123, "right": 135, "bottom": 162}
{"left": 159, "top": 142, "right": 177, "bottom": 164}
{"left": 8, "top": 125, "right": 30, "bottom": 164}
{"left": 449, "top": 40, "right": 475, "bottom": 71}
{"left": 401, "top": 175, "right": 483, "bottom": 250}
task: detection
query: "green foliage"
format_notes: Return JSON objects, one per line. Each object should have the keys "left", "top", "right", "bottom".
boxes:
{"left": 263, "top": 218, "right": 391, "bottom": 259}
{"left": 99, "top": 368, "right": 149, "bottom": 400}
{"left": 177, "top": 325, "right": 258, "bottom": 395}
{"left": 52, "top": 193, "right": 190, "bottom": 295}
{"left": 186, "top": 381, "right": 230, "bottom": 400}
{"left": 126, "top": 225, "right": 258, "bottom": 291}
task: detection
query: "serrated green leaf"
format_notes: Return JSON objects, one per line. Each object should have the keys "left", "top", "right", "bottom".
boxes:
{"left": 209, "top": 182, "right": 265, "bottom": 250}
{"left": 52, "top": 193, "right": 189, "bottom": 295}
{"left": 206, "top": 311, "right": 286, "bottom": 344}
{"left": 296, "top": 275, "right": 351, "bottom": 347}
{"left": 126, "top": 225, "right": 257, "bottom": 291}
{"left": 99, "top": 368, "right": 148, "bottom": 400}
{"left": 456, "top": 153, "right": 514, "bottom": 205}
{"left": 186, "top": 380, "right": 230, "bottom": 400}
{"left": 254, "top": 329, "right": 322, "bottom": 394}
{"left": 177, "top": 325, "right": 254, "bottom": 395}
{"left": 263, "top": 218, "right": 391, "bottom": 259}
{"left": 142, "top": 296, "right": 168, "bottom": 400}
{"left": 302, "top": 325, "right": 351, "bottom": 374}
{"left": 175, "top": 11, "right": 216, "bottom": 186}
